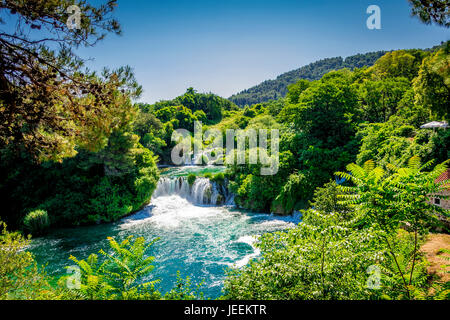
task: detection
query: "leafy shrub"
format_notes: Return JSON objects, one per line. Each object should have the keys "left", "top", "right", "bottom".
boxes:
{"left": 271, "top": 172, "right": 310, "bottom": 215}
{"left": 0, "top": 222, "right": 57, "bottom": 299}
{"left": 88, "top": 178, "right": 134, "bottom": 223}
{"left": 59, "top": 235, "right": 204, "bottom": 300}
{"left": 224, "top": 158, "right": 449, "bottom": 300}
{"left": 204, "top": 173, "right": 212, "bottom": 179}
{"left": 23, "top": 210, "right": 50, "bottom": 236}
{"left": 223, "top": 211, "right": 383, "bottom": 300}
{"left": 308, "top": 180, "right": 353, "bottom": 220}
{"left": 187, "top": 174, "right": 197, "bottom": 186}
{"left": 134, "top": 166, "right": 159, "bottom": 205}
{"left": 211, "top": 173, "right": 225, "bottom": 184}
{"left": 164, "top": 271, "right": 204, "bottom": 300}
{"left": 60, "top": 236, "right": 161, "bottom": 300}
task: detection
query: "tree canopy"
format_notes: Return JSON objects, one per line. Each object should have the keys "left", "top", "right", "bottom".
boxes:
{"left": 408, "top": 0, "right": 450, "bottom": 27}
{"left": 0, "top": 0, "right": 142, "bottom": 162}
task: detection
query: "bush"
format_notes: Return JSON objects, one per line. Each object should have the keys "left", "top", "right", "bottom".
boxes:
{"left": 88, "top": 178, "right": 134, "bottom": 223}
{"left": 0, "top": 222, "right": 58, "bottom": 299}
{"left": 223, "top": 212, "right": 383, "bottom": 300}
{"left": 203, "top": 173, "right": 212, "bottom": 179}
{"left": 211, "top": 173, "right": 225, "bottom": 184}
{"left": 271, "top": 172, "right": 310, "bottom": 215}
{"left": 187, "top": 173, "right": 197, "bottom": 186}
{"left": 23, "top": 210, "right": 50, "bottom": 236}
{"left": 59, "top": 235, "right": 204, "bottom": 300}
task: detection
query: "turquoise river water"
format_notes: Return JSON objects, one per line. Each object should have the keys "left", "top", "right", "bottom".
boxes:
{"left": 29, "top": 166, "right": 300, "bottom": 299}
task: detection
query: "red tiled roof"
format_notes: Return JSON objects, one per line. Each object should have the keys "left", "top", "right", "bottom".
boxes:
{"left": 436, "top": 169, "right": 450, "bottom": 184}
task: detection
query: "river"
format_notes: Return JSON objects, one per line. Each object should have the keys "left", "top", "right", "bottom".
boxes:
{"left": 29, "top": 166, "right": 300, "bottom": 299}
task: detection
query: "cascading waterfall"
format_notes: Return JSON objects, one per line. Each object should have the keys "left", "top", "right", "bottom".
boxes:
{"left": 152, "top": 177, "right": 190, "bottom": 199}
{"left": 152, "top": 176, "right": 234, "bottom": 206}
{"left": 30, "top": 166, "right": 298, "bottom": 299}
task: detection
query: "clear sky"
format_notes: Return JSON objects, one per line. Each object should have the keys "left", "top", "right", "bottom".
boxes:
{"left": 77, "top": 0, "right": 449, "bottom": 103}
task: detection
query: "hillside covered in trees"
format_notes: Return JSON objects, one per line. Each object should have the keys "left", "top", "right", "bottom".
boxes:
{"left": 228, "top": 51, "right": 388, "bottom": 107}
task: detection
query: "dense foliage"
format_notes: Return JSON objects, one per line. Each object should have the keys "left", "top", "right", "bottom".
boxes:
{"left": 228, "top": 52, "right": 387, "bottom": 107}
{"left": 133, "top": 87, "right": 238, "bottom": 163}
{"left": 0, "top": 0, "right": 139, "bottom": 162}
{"left": 0, "top": 222, "right": 59, "bottom": 300}
{"left": 224, "top": 44, "right": 449, "bottom": 216}
{"left": 0, "top": 1, "right": 159, "bottom": 230}
{"left": 223, "top": 159, "right": 450, "bottom": 300}
{"left": 408, "top": 0, "right": 450, "bottom": 27}
{"left": 220, "top": 40, "right": 449, "bottom": 301}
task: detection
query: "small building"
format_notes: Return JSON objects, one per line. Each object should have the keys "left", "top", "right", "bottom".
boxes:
{"left": 420, "top": 121, "right": 449, "bottom": 130}
{"left": 431, "top": 169, "right": 450, "bottom": 210}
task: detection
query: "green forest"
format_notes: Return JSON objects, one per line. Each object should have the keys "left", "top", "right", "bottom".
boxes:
{"left": 228, "top": 51, "right": 388, "bottom": 107}
{"left": 0, "top": 0, "right": 449, "bottom": 301}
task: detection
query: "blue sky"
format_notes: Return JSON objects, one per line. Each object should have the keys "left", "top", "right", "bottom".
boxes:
{"left": 76, "top": 0, "right": 449, "bottom": 103}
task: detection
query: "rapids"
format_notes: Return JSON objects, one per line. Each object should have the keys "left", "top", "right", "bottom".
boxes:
{"left": 29, "top": 166, "right": 300, "bottom": 298}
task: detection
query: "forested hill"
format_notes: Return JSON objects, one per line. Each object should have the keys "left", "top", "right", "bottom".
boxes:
{"left": 229, "top": 51, "right": 387, "bottom": 107}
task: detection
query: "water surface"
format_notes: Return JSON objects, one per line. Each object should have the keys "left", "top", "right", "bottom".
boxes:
{"left": 30, "top": 167, "right": 299, "bottom": 298}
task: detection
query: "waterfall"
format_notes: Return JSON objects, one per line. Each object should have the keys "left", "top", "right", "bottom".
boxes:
{"left": 152, "top": 176, "right": 234, "bottom": 206}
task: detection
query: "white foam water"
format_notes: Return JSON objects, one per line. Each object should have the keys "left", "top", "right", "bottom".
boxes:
{"left": 30, "top": 171, "right": 300, "bottom": 299}
{"left": 232, "top": 235, "right": 262, "bottom": 268}
{"left": 152, "top": 176, "right": 233, "bottom": 206}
